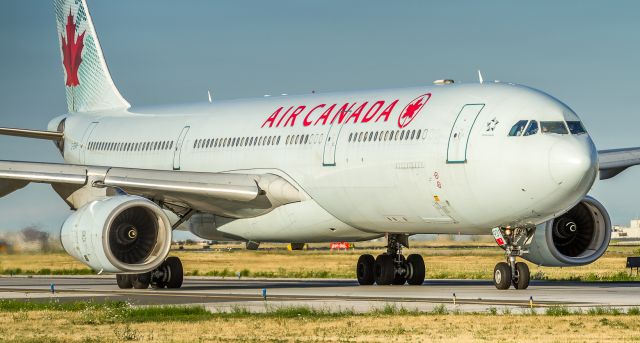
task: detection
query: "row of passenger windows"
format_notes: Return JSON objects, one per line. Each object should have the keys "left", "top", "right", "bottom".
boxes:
{"left": 88, "top": 140, "right": 174, "bottom": 152}
{"left": 194, "top": 136, "right": 281, "bottom": 149}
{"left": 90, "top": 129, "right": 431, "bottom": 153}
{"left": 193, "top": 134, "right": 333, "bottom": 150}
{"left": 348, "top": 129, "right": 427, "bottom": 143}
{"left": 508, "top": 120, "right": 586, "bottom": 137}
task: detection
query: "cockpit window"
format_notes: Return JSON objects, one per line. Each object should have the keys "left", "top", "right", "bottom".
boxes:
{"left": 540, "top": 121, "right": 568, "bottom": 134}
{"left": 523, "top": 120, "right": 538, "bottom": 136}
{"left": 508, "top": 120, "right": 528, "bottom": 136}
{"left": 566, "top": 121, "right": 587, "bottom": 135}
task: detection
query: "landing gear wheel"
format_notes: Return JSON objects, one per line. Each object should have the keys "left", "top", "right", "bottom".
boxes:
{"left": 116, "top": 274, "right": 132, "bottom": 289}
{"left": 151, "top": 256, "right": 184, "bottom": 289}
{"left": 356, "top": 254, "right": 375, "bottom": 285}
{"left": 406, "top": 254, "right": 426, "bottom": 285}
{"left": 165, "top": 256, "right": 184, "bottom": 289}
{"left": 150, "top": 278, "right": 167, "bottom": 289}
{"left": 392, "top": 255, "right": 407, "bottom": 285}
{"left": 493, "top": 262, "right": 512, "bottom": 290}
{"left": 132, "top": 272, "right": 151, "bottom": 289}
{"left": 374, "top": 254, "right": 395, "bottom": 285}
{"left": 513, "top": 262, "right": 530, "bottom": 290}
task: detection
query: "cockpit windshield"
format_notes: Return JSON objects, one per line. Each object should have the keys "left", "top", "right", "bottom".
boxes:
{"left": 508, "top": 120, "right": 586, "bottom": 136}
{"left": 540, "top": 121, "right": 568, "bottom": 134}
{"left": 508, "top": 120, "right": 528, "bottom": 136}
{"left": 523, "top": 121, "right": 538, "bottom": 136}
{"left": 566, "top": 121, "right": 587, "bottom": 135}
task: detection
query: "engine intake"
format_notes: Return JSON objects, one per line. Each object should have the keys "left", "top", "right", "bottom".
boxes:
{"left": 523, "top": 196, "right": 611, "bottom": 267}
{"left": 61, "top": 195, "right": 172, "bottom": 273}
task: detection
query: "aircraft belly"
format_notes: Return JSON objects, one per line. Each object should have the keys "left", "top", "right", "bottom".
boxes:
{"left": 217, "top": 199, "right": 381, "bottom": 242}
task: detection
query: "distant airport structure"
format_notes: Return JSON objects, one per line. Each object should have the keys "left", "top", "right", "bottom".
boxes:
{"left": 612, "top": 220, "right": 640, "bottom": 240}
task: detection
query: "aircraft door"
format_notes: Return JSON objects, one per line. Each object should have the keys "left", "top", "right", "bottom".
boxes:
{"left": 446, "top": 104, "right": 484, "bottom": 163}
{"left": 322, "top": 121, "right": 345, "bottom": 166}
{"left": 173, "top": 126, "right": 190, "bottom": 170}
{"left": 78, "top": 121, "right": 98, "bottom": 164}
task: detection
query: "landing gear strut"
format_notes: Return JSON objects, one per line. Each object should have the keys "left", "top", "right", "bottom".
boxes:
{"left": 492, "top": 227, "right": 531, "bottom": 290}
{"left": 356, "top": 234, "right": 425, "bottom": 286}
{"left": 116, "top": 256, "right": 184, "bottom": 289}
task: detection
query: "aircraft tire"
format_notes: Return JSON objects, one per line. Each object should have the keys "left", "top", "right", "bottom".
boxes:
{"left": 406, "top": 254, "right": 425, "bottom": 285}
{"left": 132, "top": 272, "right": 151, "bottom": 289}
{"left": 356, "top": 254, "right": 375, "bottom": 285}
{"left": 493, "top": 262, "right": 512, "bottom": 290}
{"left": 513, "top": 262, "right": 530, "bottom": 290}
{"left": 374, "top": 254, "right": 395, "bottom": 285}
{"left": 116, "top": 274, "right": 133, "bottom": 289}
{"left": 165, "top": 256, "right": 184, "bottom": 289}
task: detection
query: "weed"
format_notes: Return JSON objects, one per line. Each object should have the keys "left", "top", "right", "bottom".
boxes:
{"left": 545, "top": 306, "right": 571, "bottom": 316}
{"left": 113, "top": 324, "right": 140, "bottom": 341}
{"left": 587, "top": 307, "right": 622, "bottom": 316}
{"left": 599, "top": 318, "right": 629, "bottom": 329}
{"left": 431, "top": 304, "right": 448, "bottom": 315}
{"left": 628, "top": 307, "right": 640, "bottom": 315}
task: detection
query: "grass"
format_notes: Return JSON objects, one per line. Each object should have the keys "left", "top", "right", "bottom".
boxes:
{"left": 3, "top": 301, "right": 640, "bottom": 342}
{"left": 2, "top": 244, "right": 640, "bottom": 281}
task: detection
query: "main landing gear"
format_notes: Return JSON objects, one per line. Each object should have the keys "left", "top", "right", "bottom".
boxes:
{"left": 356, "top": 234, "right": 425, "bottom": 286}
{"left": 491, "top": 227, "right": 531, "bottom": 290}
{"left": 116, "top": 256, "right": 184, "bottom": 289}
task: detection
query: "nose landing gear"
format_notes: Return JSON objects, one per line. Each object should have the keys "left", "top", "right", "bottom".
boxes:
{"left": 492, "top": 227, "right": 532, "bottom": 290}
{"left": 356, "top": 234, "right": 425, "bottom": 286}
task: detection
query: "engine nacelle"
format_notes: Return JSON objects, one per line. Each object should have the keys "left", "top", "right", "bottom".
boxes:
{"left": 522, "top": 196, "right": 611, "bottom": 267}
{"left": 60, "top": 195, "right": 172, "bottom": 273}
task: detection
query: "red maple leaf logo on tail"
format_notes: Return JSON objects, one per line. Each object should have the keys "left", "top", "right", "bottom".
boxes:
{"left": 61, "top": 10, "right": 85, "bottom": 87}
{"left": 397, "top": 93, "right": 431, "bottom": 128}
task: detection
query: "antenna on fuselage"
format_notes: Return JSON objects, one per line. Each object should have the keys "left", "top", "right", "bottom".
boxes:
{"left": 207, "top": 90, "right": 213, "bottom": 103}
{"left": 478, "top": 70, "right": 484, "bottom": 84}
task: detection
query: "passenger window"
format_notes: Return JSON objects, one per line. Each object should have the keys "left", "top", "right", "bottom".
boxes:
{"left": 508, "top": 120, "right": 528, "bottom": 136}
{"left": 523, "top": 121, "right": 538, "bottom": 136}
{"left": 540, "top": 121, "right": 569, "bottom": 134}
{"left": 566, "top": 121, "right": 587, "bottom": 135}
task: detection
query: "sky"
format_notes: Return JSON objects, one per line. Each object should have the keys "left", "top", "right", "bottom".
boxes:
{"left": 1, "top": 1, "right": 640, "bottom": 235}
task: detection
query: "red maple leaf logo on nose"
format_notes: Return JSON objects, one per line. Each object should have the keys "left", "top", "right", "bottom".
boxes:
{"left": 61, "top": 10, "right": 85, "bottom": 87}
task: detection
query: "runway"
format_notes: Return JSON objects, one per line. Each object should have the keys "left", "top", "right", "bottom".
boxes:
{"left": 1, "top": 276, "right": 639, "bottom": 313}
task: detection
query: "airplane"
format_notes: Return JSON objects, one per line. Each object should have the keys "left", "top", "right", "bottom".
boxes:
{"left": 1, "top": 0, "right": 639, "bottom": 290}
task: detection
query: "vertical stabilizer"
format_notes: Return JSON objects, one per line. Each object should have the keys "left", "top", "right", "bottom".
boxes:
{"left": 54, "top": 0, "right": 130, "bottom": 113}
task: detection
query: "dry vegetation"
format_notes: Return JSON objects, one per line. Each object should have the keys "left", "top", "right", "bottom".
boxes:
{"left": 1, "top": 243, "right": 639, "bottom": 281}
{"left": 1, "top": 305, "right": 640, "bottom": 343}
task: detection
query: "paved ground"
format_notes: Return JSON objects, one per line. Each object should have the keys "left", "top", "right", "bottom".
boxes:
{"left": 1, "top": 276, "right": 639, "bottom": 313}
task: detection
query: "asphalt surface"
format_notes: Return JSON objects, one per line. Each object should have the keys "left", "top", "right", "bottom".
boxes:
{"left": 1, "top": 276, "right": 639, "bottom": 313}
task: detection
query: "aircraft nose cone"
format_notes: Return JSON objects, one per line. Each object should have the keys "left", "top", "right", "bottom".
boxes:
{"left": 548, "top": 139, "right": 597, "bottom": 186}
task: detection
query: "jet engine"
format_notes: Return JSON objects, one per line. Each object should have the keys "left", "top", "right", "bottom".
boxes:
{"left": 60, "top": 195, "right": 172, "bottom": 273}
{"left": 522, "top": 196, "right": 611, "bottom": 267}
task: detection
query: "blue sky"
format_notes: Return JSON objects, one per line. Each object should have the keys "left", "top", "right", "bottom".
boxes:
{"left": 1, "top": 1, "right": 640, "bottom": 234}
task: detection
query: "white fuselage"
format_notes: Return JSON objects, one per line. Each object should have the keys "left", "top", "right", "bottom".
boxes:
{"left": 53, "top": 82, "right": 598, "bottom": 242}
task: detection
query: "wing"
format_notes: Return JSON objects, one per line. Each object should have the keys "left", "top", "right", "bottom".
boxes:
{"left": 598, "top": 147, "right": 640, "bottom": 180}
{"left": 0, "top": 160, "right": 302, "bottom": 219}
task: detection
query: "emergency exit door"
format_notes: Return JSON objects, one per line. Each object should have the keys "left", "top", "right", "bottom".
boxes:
{"left": 173, "top": 126, "right": 190, "bottom": 170}
{"left": 446, "top": 104, "right": 484, "bottom": 163}
{"left": 322, "top": 121, "right": 345, "bottom": 166}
